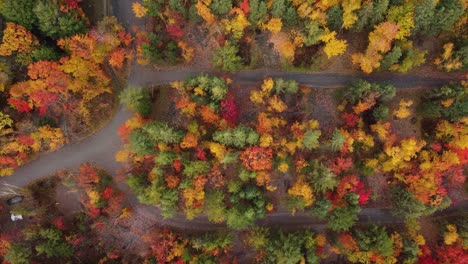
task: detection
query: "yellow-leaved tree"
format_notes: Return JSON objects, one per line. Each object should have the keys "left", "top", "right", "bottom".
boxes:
{"left": 132, "top": 2, "right": 148, "bottom": 18}
{"left": 320, "top": 29, "right": 347, "bottom": 58}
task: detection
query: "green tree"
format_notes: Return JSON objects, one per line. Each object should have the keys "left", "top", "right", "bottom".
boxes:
{"left": 379, "top": 45, "right": 402, "bottom": 70}
{"left": 412, "top": 0, "right": 436, "bottom": 34}
{"left": 328, "top": 193, "right": 361, "bottom": 231}
{"left": 330, "top": 129, "right": 345, "bottom": 151}
{"left": 31, "top": 46, "right": 62, "bottom": 62}
{"left": 311, "top": 198, "right": 331, "bottom": 219}
{"left": 0, "top": 0, "right": 37, "bottom": 29}
{"left": 368, "top": 0, "right": 389, "bottom": 27}
{"left": 35, "top": 228, "right": 73, "bottom": 258}
{"left": 119, "top": 86, "right": 152, "bottom": 116}
{"left": 305, "top": 160, "right": 338, "bottom": 194}
{"left": 129, "top": 129, "right": 155, "bottom": 155}
{"left": 302, "top": 130, "right": 321, "bottom": 150}
{"left": 303, "top": 21, "right": 324, "bottom": 46}
{"left": 204, "top": 190, "right": 226, "bottom": 223}
{"left": 373, "top": 105, "right": 389, "bottom": 120}
{"left": 428, "top": 0, "right": 465, "bottom": 35}
{"left": 390, "top": 186, "right": 450, "bottom": 219}
{"left": 212, "top": 42, "right": 243, "bottom": 71}
{"left": 327, "top": 5, "right": 343, "bottom": 31}
{"left": 33, "top": 0, "right": 86, "bottom": 39}
{"left": 353, "top": 225, "right": 394, "bottom": 257}
{"left": 4, "top": 244, "right": 31, "bottom": 264}
{"left": 421, "top": 83, "right": 468, "bottom": 122}
{"left": 413, "top": 0, "right": 464, "bottom": 35}
{"left": 265, "top": 231, "right": 306, "bottom": 264}
{"left": 248, "top": 0, "right": 267, "bottom": 26}
{"left": 143, "top": 121, "right": 184, "bottom": 145}
{"left": 271, "top": 0, "right": 286, "bottom": 18}
{"left": 352, "top": 1, "right": 374, "bottom": 32}
{"left": 209, "top": 0, "right": 232, "bottom": 16}
{"left": 397, "top": 47, "right": 427, "bottom": 73}
{"left": 212, "top": 125, "right": 259, "bottom": 148}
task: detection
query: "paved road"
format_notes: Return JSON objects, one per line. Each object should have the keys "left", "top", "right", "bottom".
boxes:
{"left": 1, "top": 2, "right": 466, "bottom": 230}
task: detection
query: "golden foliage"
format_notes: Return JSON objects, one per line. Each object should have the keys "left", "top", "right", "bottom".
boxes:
{"left": 268, "top": 95, "right": 287, "bottom": 113}
{"left": 320, "top": 29, "right": 347, "bottom": 58}
{"left": 262, "top": 18, "right": 283, "bottom": 33}
{"left": 177, "top": 41, "right": 195, "bottom": 62}
{"left": 223, "top": 12, "right": 250, "bottom": 40}
{"left": 132, "top": 2, "right": 148, "bottom": 18}
{"left": 434, "top": 43, "right": 463, "bottom": 72}
{"left": 0, "top": 23, "right": 38, "bottom": 56}
{"left": 288, "top": 175, "right": 315, "bottom": 207}
{"left": 342, "top": 0, "right": 361, "bottom": 29}
{"left": 196, "top": 1, "right": 216, "bottom": 25}
{"left": 352, "top": 21, "right": 399, "bottom": 73}
{"left": 393, "top": 99, "right": 413, "bottom": 119}
{"left": 371, "top": 121, "right": 391, "bottom": 141}
{"left": 207, "top": 142, "right": 226, "bottom": 161}
{"left": 444, "top": 224, "right": 459, "bottom": 245}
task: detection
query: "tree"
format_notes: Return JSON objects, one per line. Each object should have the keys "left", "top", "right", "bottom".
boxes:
{"left": 342, "top": 0, "right": 362, "bottom": 29}
{"left": 390, "top": 186, "right": 448, "bottom": 219}
{"left": 328, "top": 206, "right": 360, "bottom": 231}
{"left": 379, "top": 45, "right": 402, "bottom": 70}
{"left": 321, "top": 29, "right": 347, "bottom": 58}
{"left": 212, "top": 42, "right": 243, "bottom": 71}
{"left": 368, "top": 0, "right": 389, "bottom": 28}
{"left": 303, "top": 21, "right": 324, "bottom": 46}
{"left": 373, "top": 105, "right": 389, "bottom": 120}
{"left": 262, "top": 18, "right": 282, "bottom": 34}
{"left": 132, "top": 2, "right": 148, "bottom": 18}
{"left": 265, "top": 231, "right": 307, "bottom": 264}
{"left": 327, "top": 5, "right": 343, "bottom": 31}
{"left": 223, "top": 11, "right": 250, "bottom": 39}
{"left": 204, "top": 190, "right": 226, "bottom": 223}
{"left": 196, "top": 0, "right": 216, "bottom": 24}
{"left": 352, "top": 21, "right": 399, "bottom": 73}
{"left": 412, "top": 0, "right": 436, "bottom": 34}
{"left": 330, "top": 129, "right": 346, "bottom": 151}
{"left": 33, "top": 0, "right": 87, "bottom": 39}
{"left": 209, "top": 0, "right": 232, "bottom": 16}
{"left": 428, "top": 0, "right": 465, "bottom": 36}
{"left": 351, "top": 1, "right": 374, "bottom": 32}
{"left": 397, "top": 46, "right": 427, "bottom": 73}
{"left": 4, "top": 244, "right": 31, "bottom": 264}
{"left": 248, "top": 0, "right": 267, "bottom": 26}
{"left": 307, "top": 161, "right": 338, "bottom": 194}
{"left": 328, "top": 202, "right": 360, "bottom": 231}
{"left": 119, "top": 86, "right": 152, "bottom": 116}
{"left": 35, "top": 228, "right": 73, "bottom": 258}
{"left": 387, "top": 2, "right": 415, "bottom": 40}
{"left": 240, "top": 146, "right": 272, "bottom": 171}
{"left": 353, "top": 225, "right": 394, "bottom": 257}
{"left": 0, "top": 0, "right": 37, "bottom": 29}
{"left": 0, "top": 23, "right": 38, "bottom": 57}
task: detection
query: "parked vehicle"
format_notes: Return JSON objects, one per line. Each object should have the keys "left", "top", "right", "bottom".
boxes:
{"left": 6, "top": 195, "right": 24, "bottom": 205}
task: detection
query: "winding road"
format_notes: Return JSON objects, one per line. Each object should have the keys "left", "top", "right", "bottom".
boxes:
{"left": 1, "top": 0, "right": 467, "bottom": 230}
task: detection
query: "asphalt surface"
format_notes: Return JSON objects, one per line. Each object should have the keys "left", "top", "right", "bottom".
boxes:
{"left": 1, "top": 2, "right": 466, "bottom": 230}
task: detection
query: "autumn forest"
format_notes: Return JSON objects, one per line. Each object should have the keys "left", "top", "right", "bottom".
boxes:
{"left": 0, "top": 0, "right": 467, "bottom": 263}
